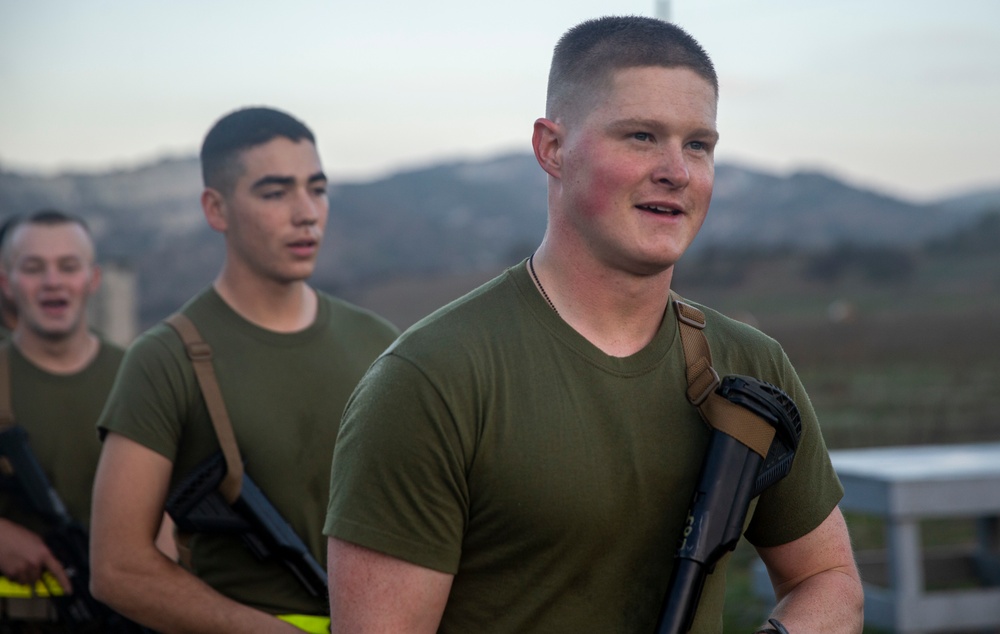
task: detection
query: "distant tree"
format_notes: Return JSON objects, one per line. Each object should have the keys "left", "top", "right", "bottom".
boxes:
{"left": 926, "top": 210, "right": 1000, "bottom": 255}
{"left": 802, "top": 243, "right": 914, "bottom": 286}
{"left": 803, "top": 245, "right": 850, "bottom": 284}
{"left": 678, "top": 245, "right": 750, "bottom": 287}
{"left": 858, "top": 248, "right": 915, "bottom": 284}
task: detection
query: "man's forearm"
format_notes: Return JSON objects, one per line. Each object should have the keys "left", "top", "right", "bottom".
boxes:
{"left": 91, "top": 542, "right": 299, "bottom": 634}
{"left": 768, "top": 567, "right": 864, "bottom": 634}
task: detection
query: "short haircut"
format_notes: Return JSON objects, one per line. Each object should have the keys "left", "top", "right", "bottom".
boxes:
{"left": 546, "top": 16, "right": 718, "bottom": 121}
{"left": 1, "top": 209, "right": 93, "bottom": 267}
{"left": 200, "top": 106, "right": 316, "bottom": 194}
{"left": 0, "top": 214, "right": 23, "bottom": 254}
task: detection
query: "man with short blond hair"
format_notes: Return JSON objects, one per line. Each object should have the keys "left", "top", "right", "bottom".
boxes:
{"left": 0, "top": 210, "right": 125, "bottom": 628}
{"left": 325, "top": 16, "right": 863, "bottom": 634}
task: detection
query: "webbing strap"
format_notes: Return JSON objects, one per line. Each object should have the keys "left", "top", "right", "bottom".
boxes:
{"left": 0, "top": 344, "right": 13, "bottom": 431}
{"left": 165, "top": 313, "right": 244, "bottom": 504}
{"left": 0, "top": 574, "right": 65, "bottom": 598}
{"left": 277, "top": 613, "right": 331, "bottom": 633}
{"left": 671, "top": 294, "right": 775, "bottom": 458}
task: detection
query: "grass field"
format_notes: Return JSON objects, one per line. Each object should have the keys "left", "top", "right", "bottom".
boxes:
{"left": 349, "top": 248, "right": 1000, "bottom": 632}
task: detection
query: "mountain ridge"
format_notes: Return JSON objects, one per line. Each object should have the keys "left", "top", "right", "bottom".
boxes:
{"left": 2, "top": 153, "right": 997, "bottom": 325}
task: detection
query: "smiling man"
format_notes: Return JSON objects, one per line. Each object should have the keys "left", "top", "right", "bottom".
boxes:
{"left": 0, "top": 210, "right": 125, "bottom": 627}
{"left": 90, "top": 107, "right": 398, "bottom": 633}
{"left": 325, "top": 16, "right": 863, "bottom": 634}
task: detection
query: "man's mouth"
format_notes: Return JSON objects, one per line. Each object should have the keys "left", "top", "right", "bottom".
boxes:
{"left": 637, "top": 204, "right": 683, "bottom": 216}
{"left": 40, "top": 298, "right": 69, "bottom": 313}
{"left": 288, "top": 239, "right": 319, "bottom": 255}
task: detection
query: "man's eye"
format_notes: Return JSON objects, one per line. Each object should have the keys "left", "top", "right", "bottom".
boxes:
{"left": 262, "top": 190, "right": 285, "bottom": 200}
{"left": 633, "top": 132, "right": 653, "bottom": 142}
{"left": 312, "top": 186, "right": 328, "bottom": 197}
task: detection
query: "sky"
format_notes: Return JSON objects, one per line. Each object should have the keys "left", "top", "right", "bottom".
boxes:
{"left": 1, "top": 0, "right": 998, "bottom": 202}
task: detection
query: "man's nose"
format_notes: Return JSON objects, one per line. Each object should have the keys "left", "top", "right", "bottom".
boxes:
{"left": 652, "top": 144, "right": 690, "bottom": 188}
{"left": 41, "top": 268, "right": 62, "bottom": 286}
{"left": 292, "top": 189, "right": 324, "bottom": 224}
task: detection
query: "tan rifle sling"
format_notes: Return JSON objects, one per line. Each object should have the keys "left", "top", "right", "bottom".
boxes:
{"left": 0, "top": 345, "right": 14, "bottom": 482}
{"left": 671, "top": 293, "right": 776, "bottom": 458}
{"left": 165, "top": 313, "right": 244, "bottom": 504}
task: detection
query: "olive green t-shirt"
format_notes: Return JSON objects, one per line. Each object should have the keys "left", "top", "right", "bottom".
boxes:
{"left": 326, "top": 262, "right": 842, "bottom": 633}
{"left": 99, "top": 287, "right": 398, "bottom": 616}
{"left": 1, "top": 340, "right": 124, "bottom": 533}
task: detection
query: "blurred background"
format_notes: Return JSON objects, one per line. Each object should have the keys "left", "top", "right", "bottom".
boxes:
{"left": 2, "top": 1, "right": 999, "bottom": 631}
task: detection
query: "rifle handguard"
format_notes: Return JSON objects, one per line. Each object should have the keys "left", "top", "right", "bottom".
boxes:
{"left": 655, "top": 375, "right": 802, "bottom": 634}
{"left": 165, "top": 452, "right": 329, "bottom": 598}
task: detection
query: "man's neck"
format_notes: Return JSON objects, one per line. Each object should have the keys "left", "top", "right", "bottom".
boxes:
{"left": 530, "top": 243, "right": 674, "bottom": 358}
{"left": 213, "top": 271, "right": 317, "bottom": 334}
{"left": 12, "top": 327, "right": 100, "bottom": 375}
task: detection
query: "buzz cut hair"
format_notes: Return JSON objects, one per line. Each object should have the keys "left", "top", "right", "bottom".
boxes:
{"left": 546, "top": 15, "right": 718, "bottom": 121}
{"left": 200, "top": 106, "right": 316, "bottom": 194}
{"left": 1, "top": 209, "right": 93, "bottom": 267}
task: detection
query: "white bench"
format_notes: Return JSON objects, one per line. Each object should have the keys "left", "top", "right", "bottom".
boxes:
{"left": 754, "top": 443, "right": 1000, "bottom": 633}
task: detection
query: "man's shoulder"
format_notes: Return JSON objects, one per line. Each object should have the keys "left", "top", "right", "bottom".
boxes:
{"left": 388, "top": 268, "right": 517, "bottom": 354}
{"left": 316, "top": 291, "right": 399, "bottom": 339}
{"left": 118, "top": 321, "right": 188, "bottom": 376}
{"left": 677, "top": 296, "right": 796, "bottom": 388}
{"left": 93, "top": 337, "right": 127, "bottom": 371}
{"left": 682, "top": 298, "right": 780, "bottom": 349}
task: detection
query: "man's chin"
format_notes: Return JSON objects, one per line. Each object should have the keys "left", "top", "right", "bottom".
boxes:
{"left": 30, "top": 326, "right": 76, "bottom": 342}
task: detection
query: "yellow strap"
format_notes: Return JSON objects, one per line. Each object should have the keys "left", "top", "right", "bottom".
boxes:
{"left": 277, "top": 613, "right": 331, "bottom": 633}
{"left": 0, "top": 574, "right": 65, "bottom": 598}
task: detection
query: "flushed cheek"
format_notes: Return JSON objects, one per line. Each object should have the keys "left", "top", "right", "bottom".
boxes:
{"left": 566, "top": 145, "right": 633, "bottom": 219}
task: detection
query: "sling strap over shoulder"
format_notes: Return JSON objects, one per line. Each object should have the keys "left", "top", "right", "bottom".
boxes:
{"left": 0, "top": 344, "right": 13, "bottom": 431}
{"left": 671, "top": 293, "right": 776, "bottom": 458}
{"left": 165, "top": 313, "right": 244, "bottom": 504}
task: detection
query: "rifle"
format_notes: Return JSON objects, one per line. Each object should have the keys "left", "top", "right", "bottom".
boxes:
{"left": 655, "top": 375, "right": 802, "bottom": 634}
{"left": 0, "top": 424, "right": 147, "bottom": 632}
{"left": 164, "top": 451, "right": 328, "bottom": 599}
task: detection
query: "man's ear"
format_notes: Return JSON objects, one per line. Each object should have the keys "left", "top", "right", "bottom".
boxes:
{"left": 532, "top": 118, "right": 564, "bottom": 180}
{"left": 202, "top": 188, "right": 228, "bottom": 233}
{"left": 86, "top": 263, "right": 102, "bottom": 296}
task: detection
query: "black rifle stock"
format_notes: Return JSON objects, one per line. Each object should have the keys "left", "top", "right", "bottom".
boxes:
{"left": 655, "top": 376, "right": 802, "bottom": 634}
{"left": 0, "top": 425, "right": 146, "bottom": 632}
{"left": 164, "top": 451, "right": 328, "bottom": 598}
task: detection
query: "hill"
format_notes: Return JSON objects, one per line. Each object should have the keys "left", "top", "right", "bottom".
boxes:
{"left": 1, "top": 153, "right": 996, "bottom": 327}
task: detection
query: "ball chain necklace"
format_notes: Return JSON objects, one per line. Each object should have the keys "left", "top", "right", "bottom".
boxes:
{"left": 528, "top": 253, "right": 559, "bottom": 316}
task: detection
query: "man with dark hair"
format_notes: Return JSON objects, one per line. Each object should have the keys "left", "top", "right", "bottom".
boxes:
{"left": 0, "top": 214, "right": 22, "bottom": 338}
{"left": 325, "top": 16, "right": 863, "bottom": 633}
{"left": 90, "top": 107, "right": 398, "bottom": 633}
{"left": 0, "top": 210, "right": 125, "bottom": 626}
{"left": 200, "top": 107, "right": 317, "bottom": 195}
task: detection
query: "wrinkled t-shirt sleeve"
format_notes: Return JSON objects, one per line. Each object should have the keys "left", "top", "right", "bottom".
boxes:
{"left": 325, "top": 353, "right": 471, "bottom": 575}
{"left": 97, "top": 327, "right": 193, "bottom": 462}
{"left": 744, "top": 351, "right": 843, "bottom": 547}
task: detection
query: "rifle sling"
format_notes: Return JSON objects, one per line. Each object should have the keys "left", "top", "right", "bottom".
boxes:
{"left": 0, "top": 344, "right": 13, "bottom": 431}
{"left": 671, "top": 293, "right": 776, "bottom": 458}
{"left": 165, "top": 313, "right": 244, "bottom": 504}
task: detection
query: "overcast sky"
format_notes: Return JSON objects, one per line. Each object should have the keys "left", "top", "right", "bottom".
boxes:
{"left": 1, "top": 0, "right": 997, "bottom": 202}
